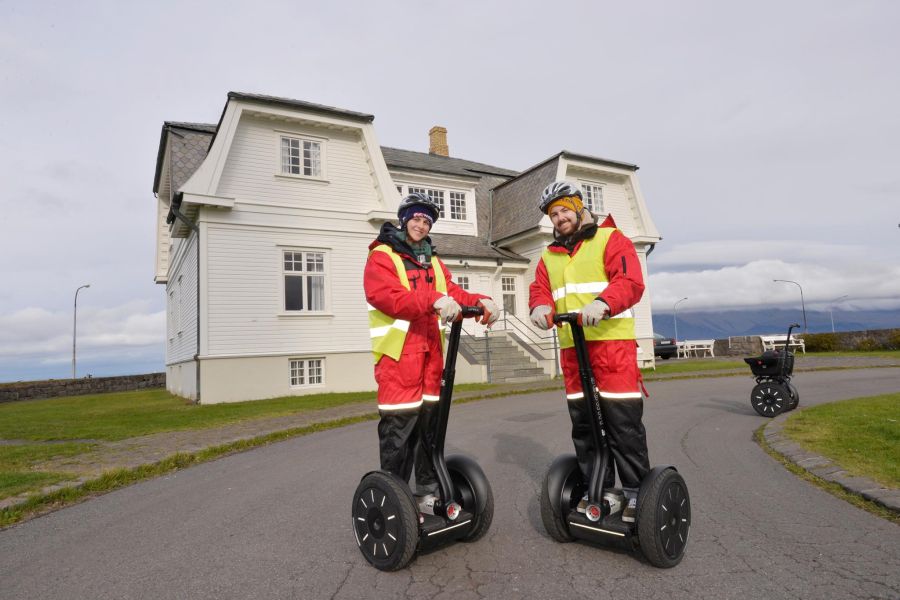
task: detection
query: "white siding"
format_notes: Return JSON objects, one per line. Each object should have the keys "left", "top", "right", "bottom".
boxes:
{"left": 204, "top": 224, "right": 371, "bottom": 356}
{"left": 166, "top": 232, "right": 199, "bottom": 364}
{"left": 216, "top": 115, "right": 381, "bottom": 214}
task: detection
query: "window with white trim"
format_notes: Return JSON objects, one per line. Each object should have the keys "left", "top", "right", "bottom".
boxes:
{"left": 449, "top": 191, "right": 467, "bottom": 220}
{"left": 281, "top": 136, "right": 322, "bottom": 177}
{"left": 408, "top": 186, "right": 447, "bottom": 219}
{"left": 457, "top": 275, "right": 469, "bottom": 290}
{"left": 177, "top": 275, "right": 184, "bottom": 334}
{"left": 283, "top": 250, "right": 326, "bottom": 311}
{"left": 167, "top": 290, "right": 175, "bottom": 341}
{"left": 290, "top": 358, "right": 324, "bottom": 387}
{"left": 581, "top": 183, "right": 604, "bottom": 214}
{"left": 501, "top": 276, "right": 517, "bottom": 315}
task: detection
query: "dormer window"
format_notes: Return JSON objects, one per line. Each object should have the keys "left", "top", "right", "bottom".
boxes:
{"left": 281, "top": 135, "right": 322, "bottom": 177}
{"left": 581, "top": 183, "right": 604, "bottom": 214}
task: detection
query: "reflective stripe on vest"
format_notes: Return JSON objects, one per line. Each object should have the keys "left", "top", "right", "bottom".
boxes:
{"left": 542, "top": 229, "right": 636, "bottom": 348}
{"left": 368, "top": 244, "right": 447, "bottom": 362}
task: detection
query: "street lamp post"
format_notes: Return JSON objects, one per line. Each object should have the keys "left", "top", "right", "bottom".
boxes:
{"left": 829, "top": 294, "right": 849, "bottom": 333}
{"left": 73, "top": 284, "right": 90, "bottom": 379}
{"left": 674, "top": 297, "right": 688, "bottom": 358}
{"left": 773, "top": 279, "right": 807, "bottom": 334}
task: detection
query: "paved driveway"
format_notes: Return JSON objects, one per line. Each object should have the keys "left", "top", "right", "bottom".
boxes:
{"left": 1, "top": 368, "right": 898, "bottom": 599}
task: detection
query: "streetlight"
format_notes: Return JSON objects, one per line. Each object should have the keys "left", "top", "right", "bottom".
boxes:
{"left": 73, "top": 284, "right": 90, "bottom": 379}
{"left": 674, "top": 297, "right": 688, "bottom": 357}
{"left": 829, "top": 294, "right": 849, "bottom": 333}
{"left": 773, "top": 279, "right": 807, "bottom": 334}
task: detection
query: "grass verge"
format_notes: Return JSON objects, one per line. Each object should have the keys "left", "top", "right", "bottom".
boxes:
{"left": 0, "top": 413, "right": 376, "bottom": 528}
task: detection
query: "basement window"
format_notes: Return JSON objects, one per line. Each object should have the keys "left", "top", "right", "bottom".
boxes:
{"left": 290, "top": 358, "right": 324, "bottom": 387}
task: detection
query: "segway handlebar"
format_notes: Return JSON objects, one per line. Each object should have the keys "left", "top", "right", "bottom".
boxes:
{"left": 553, "top": 312, "right": 582, "bottom": 327}
{"left": 458, "top": 305, "right": 484, "bottom": 320}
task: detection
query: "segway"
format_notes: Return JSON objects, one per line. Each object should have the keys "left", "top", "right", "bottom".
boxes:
{"left": 352, "top": 306, "right": 494, "bottom": 571}
{"left": 744, "top": 323, "right": 801, "bottom": 417}
{"left": 540, "top": 313, "right": 690, "bottom": 568}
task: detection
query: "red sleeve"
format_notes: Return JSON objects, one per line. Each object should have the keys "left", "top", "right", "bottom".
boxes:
{"left": 597, "top": 229, "right": 645, "bottom": 315}
{"left": 528, "top": 256, "right": 555, "bottom": 310}
{"left": 364, "top": 251, "right": 438, "bottom": 320}
{"left": 439, "top": 259, "right": 487, "bottom": 307}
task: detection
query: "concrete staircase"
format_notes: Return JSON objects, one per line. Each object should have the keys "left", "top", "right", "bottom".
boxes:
{"left": 462, "top": 333, "right": 549, "bottom": 384}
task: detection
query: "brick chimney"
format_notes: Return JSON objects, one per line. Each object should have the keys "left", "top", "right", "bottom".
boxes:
{"left": 429, "top": 126, "right": 449, "bottom": 156}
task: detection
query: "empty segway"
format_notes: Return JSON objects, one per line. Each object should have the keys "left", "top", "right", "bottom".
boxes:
{"left": 352, "top": 306, "right": 494, "bottom": 571}
{"left": 540, "top": 313, "right": 691, "bottom": 568}
{"left": 744, "top": 323, "right": 801, "bottom": 418}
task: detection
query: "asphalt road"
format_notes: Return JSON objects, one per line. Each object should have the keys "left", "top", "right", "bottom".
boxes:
{"left": 2, "top": 368, "right": 898, "bottom": 599}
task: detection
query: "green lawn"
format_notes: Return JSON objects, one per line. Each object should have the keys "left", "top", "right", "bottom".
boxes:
{"left": 0, "top": 388, "right": 377, "bottom": 442}
{"left": 803, "top": 350, "right": 900, "bottom": 359}
{"left": 782, "top": 393, "right": 900, "bottom": 488}
{"left": 642, "top": 359, "right": 745, "bottom": 375}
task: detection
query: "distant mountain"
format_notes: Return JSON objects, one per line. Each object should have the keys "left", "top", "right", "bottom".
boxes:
{"left": 652, "top": 307, "right": 900, "bottom": 340}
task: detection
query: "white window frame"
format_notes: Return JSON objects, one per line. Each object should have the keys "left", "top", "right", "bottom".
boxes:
{"left": 457, "top": 275, "right": 469, "bottom": 290}
{"left": 276, "top": 131, "right": 327, "bottom": 180}
{"left": 282, "top": 249, "right": 329, "bottom": 313}
{"left": 448, "top": 191, "right": 467, "bottom": 221}
{"left": 177, "top": 275, "right": 184, "bottom": 335}
{"left": 580, "top": 182, "right": 605, "bottom": 214}
{"left": 167, "top": 290, "right": 175, "bottom": 342}
{"left": 290, "top": 357, "right": 325, "bottom": 388}
{"left": 501, "top": 275, "right": 517, "bottom": 316}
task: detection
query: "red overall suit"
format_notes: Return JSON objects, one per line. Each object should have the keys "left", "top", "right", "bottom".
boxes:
{"left": 529, "top": 214, "right": 650, "bottom": 490}
{"left": 364, "top": 223, "right": 486, "bottom": 492}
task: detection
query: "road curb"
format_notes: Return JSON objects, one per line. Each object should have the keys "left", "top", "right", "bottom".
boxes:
{"left": 763, "top": 413, "right": 900, "bottom": 514}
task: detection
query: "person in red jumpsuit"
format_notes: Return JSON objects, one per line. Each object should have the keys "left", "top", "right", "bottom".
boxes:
{"left": 364, "top": 192, "right": 499, "bottom": 514}
{"left": 528, "top": 181, "right": 650, "bottom": 522}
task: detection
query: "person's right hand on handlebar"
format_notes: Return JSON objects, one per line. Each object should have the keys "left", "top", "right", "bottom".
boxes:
{"left": 579, "top": 299, "right": 610, "bottom": 327}
{"left": 530, "top": 305, "right": 554, "bottom": 330}
{"left": 433, "top": 296, "right": 462, "bottom": 325}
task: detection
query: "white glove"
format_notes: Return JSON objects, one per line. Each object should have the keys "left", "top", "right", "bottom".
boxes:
{"left": 530, "top": 305, "right": 554, "bottom": 330}
{"left": 433, "top": 296, "right": 461, "bottom": 325}
{"left": 477, "top": 298, "right": 500, "bottom": 326}
{"left": 580, "top": 299, "right": 610, "bottom": 327}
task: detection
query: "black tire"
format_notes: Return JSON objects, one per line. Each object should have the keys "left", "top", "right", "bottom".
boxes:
{"left": 661, "top": 355, "right": 671, "bottom": 360}
{"left": 636, "top": 468, "right": 691, "bottom": 568}
{"left": 540, "top": 455, "right": 582, "bottom": 543}
{"left": 352, "top": 471, "right": 418, "bottom": 571}
{"left": 750, "top": 382, "right": 789, "bottom": 417}
{"left": 446, "top": 455, "right": 494, "bottom": 543}
{"left": 786, "top": 382, "right": 800, "bottom": 410}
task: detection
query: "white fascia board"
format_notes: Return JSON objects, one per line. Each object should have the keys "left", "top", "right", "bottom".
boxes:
{"left": 367, "top": 209, "right": 396, "bottom": 223}
{"left": 626, "top": 172, "right": 660, "bottom": 239}
{"left": 181, "top": 192, "right": 235, "bottom": 210}
{"left": 359, "top": 124, "right": 402, "bottom": 215}
{"left": 390, "top": 169, "right": 480, "bottom": 189}
{"left": 563, "top": 157, "right": 635, "bottom": 179}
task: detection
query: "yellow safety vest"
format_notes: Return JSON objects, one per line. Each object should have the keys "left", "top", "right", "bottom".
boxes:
{"left": 368, "top": 244, "right": 448, "bottom": 362}
{"left": 541, "top": 228, "right": 636, "bottom": 348}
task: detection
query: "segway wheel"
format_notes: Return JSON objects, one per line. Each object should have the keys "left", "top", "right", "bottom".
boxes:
{"left": 786, "top": 382, "right": 800, "bottom": 410}
{"left": 636, "top": 468, "right": 691, "bottom": 568}
{"left": 352, "top": 472, "right": 418, "bottom": 571}
{"left": 540, "top": 455, "right": 582, "bottom": 543}
{"left": 750, "top": 382, "right": 789, "bottom": 417}
{"left": 446, "top": 455, "right": 494, "bottom": 542}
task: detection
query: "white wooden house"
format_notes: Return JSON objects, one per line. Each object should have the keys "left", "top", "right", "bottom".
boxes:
{"left": 153, "top": 92, "right": 661, "bottom": 403}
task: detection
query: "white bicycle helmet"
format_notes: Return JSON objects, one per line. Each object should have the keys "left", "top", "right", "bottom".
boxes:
{"left": 398, "top": 192, "right": 440, "bottom": 223}
{"left": 539, "top": 181, "right": 583, "bottom": 214}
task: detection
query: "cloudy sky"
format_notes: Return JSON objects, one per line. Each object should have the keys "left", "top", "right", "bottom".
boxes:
{"left": 1, "top": 1, "right": 898, "bottom": 381}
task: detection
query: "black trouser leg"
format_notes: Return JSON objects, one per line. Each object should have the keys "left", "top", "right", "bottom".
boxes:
{"left": 601, "top": 395, "right": 650, "bottom": 489}
{"left": 377, "top": 410, "right": 419, "bottom": 483}
{"left": 413, "top": 402, "right": 439, "bottom": 495}
{"left": 567, "top": 399, "right": 616, "bottom": 489}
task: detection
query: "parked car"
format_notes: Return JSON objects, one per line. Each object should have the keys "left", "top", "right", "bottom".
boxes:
{"left": 654, "top": 333, "right": 677, "bottom": 359}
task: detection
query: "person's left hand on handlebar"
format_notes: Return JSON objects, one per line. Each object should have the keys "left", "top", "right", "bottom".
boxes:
{"left": 580, "top": 299, "right": 610, "bottom": 326}
{"left": 476, "top": 298, "right": 499, "bottom": 326}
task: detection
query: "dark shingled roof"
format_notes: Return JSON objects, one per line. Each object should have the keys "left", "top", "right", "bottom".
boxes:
{"left": 381, "top": 147, "right": 518, "bottom": 179}
{"left": 432, "top": 233, "right": 528, "bottom": 263}
{"left": 153, "top": 122, "right": 216, "bottom": 195}
{"left": 228, "top": 92, "right": 374, "bottom": 122}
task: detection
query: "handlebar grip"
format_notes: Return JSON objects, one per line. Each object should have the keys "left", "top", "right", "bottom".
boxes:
{"left": 460, "top": 305, "right": 484, "bottom": 317}
{"left": 552, "top": 312, "right": 582, "bottom": 326}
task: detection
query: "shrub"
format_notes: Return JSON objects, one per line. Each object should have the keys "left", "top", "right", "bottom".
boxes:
{"left": 886, "top": 330, "right": 900, "bottom": 351}
{"left": 854, "top": 337, "right": 880, "bottom": 352}
{"left": 805, "top": 333, "right": 839, "bottom": 352}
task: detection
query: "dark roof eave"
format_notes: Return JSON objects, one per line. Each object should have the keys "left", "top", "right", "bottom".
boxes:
{"left": 152, "top": 122, "right": 217, "bottom": 194}
{"left": 385, "top": 164, "right": 482, "bottom": 181}
{"left": 228, "top": 91, "right": 375, "bottom": 123}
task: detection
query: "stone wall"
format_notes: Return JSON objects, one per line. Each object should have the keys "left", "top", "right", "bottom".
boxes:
{"left": 714, "top": 328, "right": 900, "bottom": 357}
{"left": 0, "top": 373, "right": 165, "bottom": 403}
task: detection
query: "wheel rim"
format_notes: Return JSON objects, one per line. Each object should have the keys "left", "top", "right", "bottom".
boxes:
{"left": 752, "top": 385, "right": 785, "bottom": 414}
{"left": 354, "top": 487, "right": 401, "bottom": 560}
{"left": 657, "top": 479, "right": 690, "bottom": 559}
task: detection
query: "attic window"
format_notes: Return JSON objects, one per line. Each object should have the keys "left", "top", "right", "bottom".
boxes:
{"left": 281, "top": 136, "right": 322, "bottom": 177}
{"left": 581, "top": 183, "right": 604, "bottom": 214}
